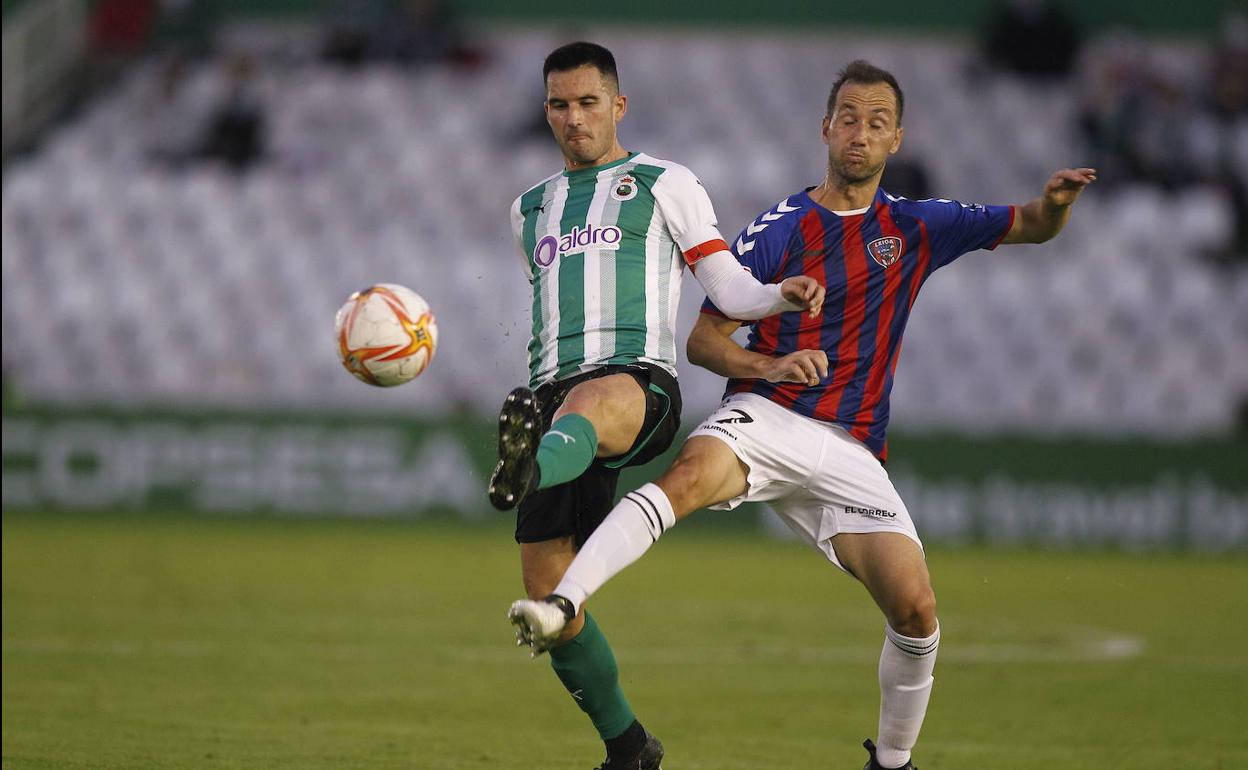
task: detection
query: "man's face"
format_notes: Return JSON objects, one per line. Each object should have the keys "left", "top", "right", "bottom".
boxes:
{"left": 823, "top": 81, "right": 904, "bottom": 185}
{"left": 545, "top": 65, "right": 627, "bottom": 167}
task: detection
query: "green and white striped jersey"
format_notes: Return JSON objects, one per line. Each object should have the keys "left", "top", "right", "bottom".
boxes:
{"left": 511, "top": 151, "right": 728, "bottom": 388}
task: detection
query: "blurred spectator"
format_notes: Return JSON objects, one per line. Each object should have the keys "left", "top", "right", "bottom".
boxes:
{"left": 1207, "top": 11, "right": 1248, "bottom": 259}
{"left": 1079, "top": 23, "right": 1248, "bottom": 262}
{"left": 197, "top": 54, "right": 266, "bottom": 172}
{"left": 983, "top": 0, "right": 1081, "bottom": 80}
{"left": 1208, "top": 11, "right": 1248, "bottom": 122}
{"left": 321, "top": 0, "right": 478, "bottom": 69}
{"left": 1227, "top": 179, "right": 1248, "bottom": 260}
{"left": 1077, "top": 35, "right": 1213, "bottom": 191}
{"left": 1129, "top": 76, "right": 1210, "bottom": 191}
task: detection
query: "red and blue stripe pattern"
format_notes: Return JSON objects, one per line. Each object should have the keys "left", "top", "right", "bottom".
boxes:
{"left": 702, "top": 188, "right": 1014, "bottom": 461}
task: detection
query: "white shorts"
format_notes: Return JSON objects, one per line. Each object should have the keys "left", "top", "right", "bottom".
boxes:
{"left": 689, "top": 393, "right": 921, "bottom": 572}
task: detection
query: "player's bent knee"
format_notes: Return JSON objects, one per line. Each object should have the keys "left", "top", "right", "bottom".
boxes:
{"left": 558, "top": 382, "right": 599, "bottom": 416}
{"left": 653, "top": 431, "right": 748, "bottom": 516}
{"left": 654, "top": 458, "right": 703, "bottom": 516}
{"left": 888, "top": 586, "right": 938, "bottom": 638}
{"left": 558, "top": 375, "right": 646, "bottom": 455}
{"left": 656, "top": 444, "right": 740, "bottom": 519}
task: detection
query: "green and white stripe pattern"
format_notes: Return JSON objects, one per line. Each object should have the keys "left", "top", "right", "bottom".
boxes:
{"left": 513, "top": 152, "right": 685, "bottom": 388}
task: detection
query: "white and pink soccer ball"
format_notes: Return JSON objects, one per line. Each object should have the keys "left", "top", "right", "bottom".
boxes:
{"left": 334, "top": 283, "right": 438, "bottom": 387}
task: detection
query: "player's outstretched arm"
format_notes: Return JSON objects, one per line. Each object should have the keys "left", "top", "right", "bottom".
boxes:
{"left": 654, "top": 164, "right": 824, "bottom": 319}
{"left": 687, "top": 313, "right": 828, "bottom": 386}
{"left": 693, "top": 251, "right": 825, "bottom": 320}
{"left": 1001, "top": 167, "right": 1097, "bottom": 245}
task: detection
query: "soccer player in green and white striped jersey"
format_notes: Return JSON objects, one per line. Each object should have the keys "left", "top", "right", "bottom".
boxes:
{"left": 489, "top": 42, "right": 824, "bottom": 770}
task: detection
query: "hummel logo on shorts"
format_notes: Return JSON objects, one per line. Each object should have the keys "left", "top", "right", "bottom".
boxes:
{"left": 715, "top": 409, "right": 754, "bottom": 425}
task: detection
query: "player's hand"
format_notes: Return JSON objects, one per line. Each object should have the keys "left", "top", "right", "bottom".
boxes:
{"left": 780, "top": 276, "right": 825, "bottom": 318}
{"left": 1043, "top": 168, "right": 1097, "bottom": 208}
{"left": 761, "top": 349, "right": 828, "bottom": 386}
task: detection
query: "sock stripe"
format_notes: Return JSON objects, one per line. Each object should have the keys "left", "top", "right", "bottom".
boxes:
{"left": 888, "top": 636, "right": 939, "bottom": 658}
{"left": 890, "top": 635, "right": 938, "bottom": 653}
{"left": 885, "top": 625, "right": 940, "bottom": 658}
{"left": 631, "top": 491, "right": 667, "bottom": 534}
{"left": 624, "top": 493, "right": 660, "bottom": 542}
{"left": 624, "top": 494, "right": 658, "bottom": 539}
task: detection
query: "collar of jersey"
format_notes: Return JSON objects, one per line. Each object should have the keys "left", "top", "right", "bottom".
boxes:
{"left": 563, "top": 151, "right": 639, "bottom": 179}
{"left": 802, "top": 186, "right": 877, "bottom": 217}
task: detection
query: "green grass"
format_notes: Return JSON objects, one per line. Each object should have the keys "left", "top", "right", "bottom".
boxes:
{"left": 3, "top": 513, "right": 1246, "bottom": 769}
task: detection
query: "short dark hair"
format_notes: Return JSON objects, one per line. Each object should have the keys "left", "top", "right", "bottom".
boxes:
{"left": 826, "top": 60, "right": 904, "bottom": 123}
{"left": 543, "top": 41, "right": 619, "bottom": 89}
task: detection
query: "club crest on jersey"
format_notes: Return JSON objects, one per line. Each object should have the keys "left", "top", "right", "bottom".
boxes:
{"left": 867, "top": 236, "right": 905, "bottom": 268}
{"left": 533, "top": 223, "right": 622, "bottom": 268}
{"left": 611, "top": 175, "right": 638, "bottom": 202}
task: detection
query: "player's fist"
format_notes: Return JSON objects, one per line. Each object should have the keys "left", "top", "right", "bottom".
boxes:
{"left": 780, "top": 276, "right": 825, "bottom": 318}
{"left": 762, "top": 349, "right": 828, "bottom": 386}
{"left": 1043, "top": 167, "right": 1097, "bottom": 208}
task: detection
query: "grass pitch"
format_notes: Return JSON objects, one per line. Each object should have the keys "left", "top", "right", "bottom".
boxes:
{"left": 3, "top": 513, "right": 1246, "bottom": 770}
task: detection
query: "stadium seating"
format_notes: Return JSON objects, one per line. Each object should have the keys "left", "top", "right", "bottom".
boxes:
{"left": 2, "top": 28, "right": 1245, "bottom": 435}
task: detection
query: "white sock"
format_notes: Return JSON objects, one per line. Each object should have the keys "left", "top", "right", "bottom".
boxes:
{"left": 553, "top": 483, "right": 676, "bottom": 611}
{"left": 875, "top": 622, "right": 940, "bottom": 769}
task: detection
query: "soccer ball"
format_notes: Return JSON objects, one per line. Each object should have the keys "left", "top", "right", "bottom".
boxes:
{"left": 335, "top": 283, "right": 438, "bottom": 387}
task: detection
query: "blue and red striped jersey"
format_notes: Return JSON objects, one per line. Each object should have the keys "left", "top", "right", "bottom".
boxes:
{"left": 701, "top": 187, "right": 1015, "bottom": 462}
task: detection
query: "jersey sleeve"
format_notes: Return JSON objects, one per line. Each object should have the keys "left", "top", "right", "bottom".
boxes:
{"left": 510, "top": 195, "right": 534, "bottom": 281}
{"left": 650, "top": 165, "right": 730, "bottom": 267}
{"left": 699, "top": 208, "right": 794, "bottom": 320}
{"left": 920, "top": 199, "right": 1015, "bottom": 271}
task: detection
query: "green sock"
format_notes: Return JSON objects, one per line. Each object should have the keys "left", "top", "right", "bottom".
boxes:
{"left": 548, "top": 612, "right": 636, "bottom": 740}
{"left": 535, "top": 414, "right": 598, "bottom": 490}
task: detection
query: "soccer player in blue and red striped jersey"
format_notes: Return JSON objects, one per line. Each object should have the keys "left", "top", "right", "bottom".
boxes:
{"left": 701, "top": 144, "right": 1019, "bottom": 465}
{"left": 508, "top": 60, "right": 1095, "bottom": 769}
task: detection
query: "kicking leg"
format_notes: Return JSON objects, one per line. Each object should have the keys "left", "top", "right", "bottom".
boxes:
{"left": 555, "top": 436, "right": 750, "bottom": 610}
{"left": 507, "top": 372, "right": 669, "bottom": 768}
{"left": 832, "top": 533, "right": 938, "bottom": 770}
{"left": 510, "top": 435, "right": 749, "bottom": 650}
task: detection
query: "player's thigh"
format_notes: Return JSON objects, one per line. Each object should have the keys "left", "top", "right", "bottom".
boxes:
{"left": 655, "top": 435, "right": 750, "bottom": 520}
{"left": 831, "top": 532, "right": 937, "bottom": 636}
{"left": 554, "top": 373, "right": 647, "bottom": 456}
{"left": 686, "top": 393, "right": 821, "bottom": 512}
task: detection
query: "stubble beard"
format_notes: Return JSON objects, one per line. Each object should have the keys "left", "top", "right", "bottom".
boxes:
{"left": 564, "top": 135, "right": 608, "bottom": 168}
{"left": 831, "top": 153, "right": 885, "bottom": 187}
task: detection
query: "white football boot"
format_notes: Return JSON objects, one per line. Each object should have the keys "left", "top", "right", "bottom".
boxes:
{"left": 507, "top": 595, "right": 575, "bottom": 656}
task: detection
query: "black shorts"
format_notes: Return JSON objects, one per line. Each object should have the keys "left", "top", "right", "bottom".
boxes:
{"left": 514, "top": 363, "right": 682, "bottom": 548}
